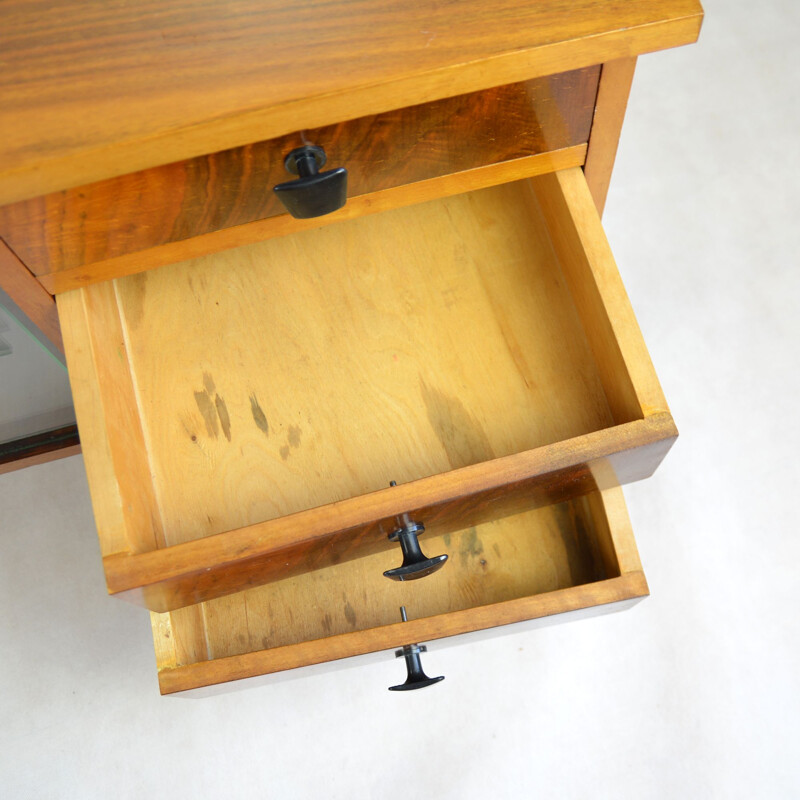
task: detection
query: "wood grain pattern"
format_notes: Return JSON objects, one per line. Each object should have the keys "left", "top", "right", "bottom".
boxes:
{"left": 172, "top": 592, "right": 649, "bottom": 697}
{"left": 1, "top": 71, "right": 599, "bottom": 280}
{"left": 532, "top": 167, "right": 670, "bottom": 420}
{"left": 56, "top": 290, "right": 130, "bottom": 555}
{"left": 58, "top": 284, "right": 166, "bottom": 554}
{"left": 583, "top": 58, "right": 638, "bottom": 215}
{"left": 111, "top": 180, "right": 616, "bottom": 546}
{"left": 185, "top": 497, "right": 611, "bottom": 665}
{"left": 0, "top": 238, "right": 63, "bottom": 352}
{"left": 59, "top": 170, "right": 675, "bottom": 611}
{"left": 35, "top": 146, "right": 587, "bottom": 294}
{"left": 0, "top": 0, "right": 703, "bottom": 205}
{"left": 157, "top": 575, "right": 649, "bottom": 693}
{"left": 153, "top": 487, "right": 647, "bottom": 694}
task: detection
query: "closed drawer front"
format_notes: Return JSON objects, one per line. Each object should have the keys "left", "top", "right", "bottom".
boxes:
{"left": 57, "top": 166, "right": 674, "bottom": 615}
{"left": 0, "top": 69, "right": 599, "bottom": 294}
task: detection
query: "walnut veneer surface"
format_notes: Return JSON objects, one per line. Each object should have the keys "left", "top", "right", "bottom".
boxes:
{"left": 0, "top": 0, "right": 703, "bottom": 204}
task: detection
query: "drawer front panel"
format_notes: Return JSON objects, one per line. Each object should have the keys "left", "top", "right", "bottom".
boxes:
{"left": 0, "top": 67, "right": 599, "bottom": 288}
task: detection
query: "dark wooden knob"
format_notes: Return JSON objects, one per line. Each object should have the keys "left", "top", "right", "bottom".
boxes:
{"left": 273, "top": 144, "right": 347, "bottom": 218}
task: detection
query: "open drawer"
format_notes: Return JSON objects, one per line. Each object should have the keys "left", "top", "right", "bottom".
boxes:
{"left": 58, "top": 167, "right": 675, "bottom": 613}
{"left": 153, "top": 486, "right": 646, "bottom": 695}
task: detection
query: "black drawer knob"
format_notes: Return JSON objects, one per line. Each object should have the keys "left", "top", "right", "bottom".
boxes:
{"left": 389, "top": 607, "right": 444, "bottom": 691}
{"left": 273, "top": 144, "right": 348, "bottom": 219}
{"left": 383, "top": 482, "right": 448, "bottom": 581}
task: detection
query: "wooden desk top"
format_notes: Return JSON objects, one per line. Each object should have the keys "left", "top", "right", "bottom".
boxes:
{"left": 0, "top": 0, "right": 702, "bottom": 205}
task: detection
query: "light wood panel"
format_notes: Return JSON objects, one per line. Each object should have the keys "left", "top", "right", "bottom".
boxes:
{"left": 0, "top": 71, "right": 599, "bottom": 280}
{"left": 153, "top": 487, "right": 647, "bottom": 693}
{"left": 0, "top": 0, "right": 704, "bottom": 204}
{"left": 80, "top": 282, "right": 167, "bottom": 552}
{"left": 533, "top": 167, "right": 670, "bottom": 421}
{"left": 583, "top": 58, "right": 638, "bottom": 215}
{"left": 170, "top": 593, "right": 649, "bottom": 697}
{"left": 112, "top": 180, "right": 614, "bottom": 547}
{"left": 58, "top": 290, "right": 138, "bottom": 557}
{"left": 188, "top": 498, "right": 608, "bottom": 664}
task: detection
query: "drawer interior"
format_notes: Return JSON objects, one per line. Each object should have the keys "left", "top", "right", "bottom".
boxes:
{"left": 59, "top": 167, "right": 672, "bottom": 610}
{"left": 153, "top": 487, "right": 646, "bottom": 694}
{"left": 114, "top": 180, "right": 612, "bottom": 545}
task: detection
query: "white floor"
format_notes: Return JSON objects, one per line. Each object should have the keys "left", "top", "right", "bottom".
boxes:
{"left": 2, "top": 1, "right": 799, "bottom": 796}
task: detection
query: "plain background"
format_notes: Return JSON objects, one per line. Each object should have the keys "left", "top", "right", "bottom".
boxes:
{"left": 1, "top": 1, "right": 799, "bottom": 796}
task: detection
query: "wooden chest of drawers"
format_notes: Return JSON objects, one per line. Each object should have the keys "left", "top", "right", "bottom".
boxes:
{"left": 0, "top": 0, "right": 703, "bottom": 695}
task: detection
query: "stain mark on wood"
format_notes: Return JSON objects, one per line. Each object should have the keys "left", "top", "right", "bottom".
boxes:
{"left": 194, "top": 391, "right": 219, "bottom": 438}
{"left": 287, "top": 425, "right": 302, "bottom": 448}
{"left": 459, "top": 527, "right": 484, "bottom": 566}
{"left": 215, "top": 394, "right": 231, "bottom": 441}
{"left": 419, "top": 378, "right": 494, "bottom": 468}
{"left": 278, "top": 424, "right": 302, "bottom": 459}
{"left": 344, "top": 601, "right": 357, "bottom": 627}
{"left": 321, "top": 613, "right": 332, "bottom": 633}
{"left": 203, "top": 371, "right": 216, "bottom": 396}
{"left": 249, "top": 394, "right": 269, "bottom": 436}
